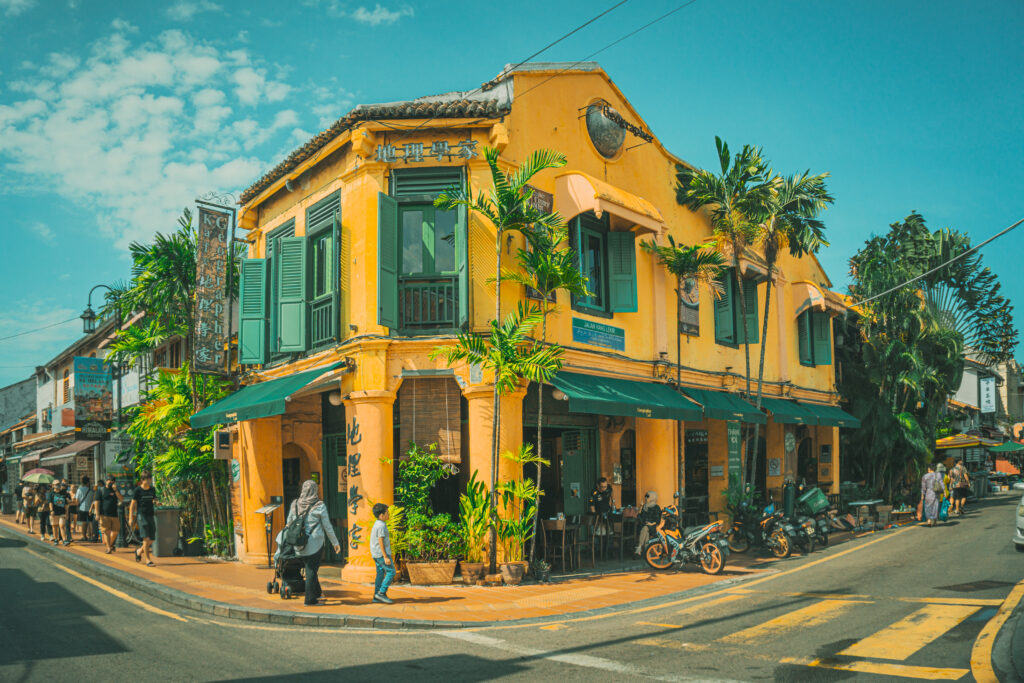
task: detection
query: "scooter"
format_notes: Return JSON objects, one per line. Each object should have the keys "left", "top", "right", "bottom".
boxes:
{"left": 727, "top": 500, "right": 791, "bottom": 558}
{"left": 786, "top": 513, "right": 818, "bottom": 553}
{"left": 643, "top": 509, "right": 730, "bottom": 575}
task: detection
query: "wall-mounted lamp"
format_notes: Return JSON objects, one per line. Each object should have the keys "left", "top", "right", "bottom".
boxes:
{"left": 552, "top": 389, "right": 568, "bottom": 401}
{"left": 328, "top": 390, "right": 343, "bottom": 406}
{"left": 284, "top": 178, "right": 294, "bottom": 192}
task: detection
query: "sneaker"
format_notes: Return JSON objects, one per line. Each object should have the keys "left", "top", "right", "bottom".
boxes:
{"left": 373, "top": 593, "right": 393, "bottom": 604}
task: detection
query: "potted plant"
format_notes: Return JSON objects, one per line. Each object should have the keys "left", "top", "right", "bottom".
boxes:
{"left": 458, "top": 472, "right": 490, "bottom": 583}
{"left": 496, "top": 445, "right": 546, "bottom": 585}
{"left": 531, "top": 558, "right": 552, "bottom": 583}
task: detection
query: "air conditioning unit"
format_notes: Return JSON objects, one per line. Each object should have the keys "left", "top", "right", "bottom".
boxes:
{"left": 214, "top": 430, "right": 233, "bottom": 460}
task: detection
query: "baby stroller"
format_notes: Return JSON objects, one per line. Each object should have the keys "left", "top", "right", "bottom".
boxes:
{"left": 266, "top": 533, "right": 306, "bottom": 600}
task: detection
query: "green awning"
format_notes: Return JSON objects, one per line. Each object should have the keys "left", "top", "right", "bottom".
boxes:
{"left": 757, "top": 397, "right": 817, "bottom": 425}
{"left": 677, "top": 386, "right": 766, "bottom": 424}
{"left": 549, "top": 371, "right": 703, "bottom": 421}
{"left": 989, "top": 441, "right": 1024, "bottom": 453}
{"left": 801, "top": 402, "right": 861, "bottom": 429}
{"left": 190, "top": 362, "right": 344, "bottom": 429}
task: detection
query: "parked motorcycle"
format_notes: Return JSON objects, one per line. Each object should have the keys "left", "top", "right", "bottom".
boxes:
{"left": 787, "top": 513, "right": 818, "bottom": 553}
{"left": 796, "top": 487, "right": 833, "bottom": 547}
{"left": 727, "top": 501, "right": 791, "bottom": 558}
{"left": 643, "top": 516, "right": 730, "bottom": 575}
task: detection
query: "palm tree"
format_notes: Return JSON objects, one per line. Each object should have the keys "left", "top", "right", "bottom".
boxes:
{"left": 431, "top": 301, "right": 564, "bottom": 573}
{"left": 676, "top": 137, "right": 773, "bottom": 486}
{"left": 435, "top": 147, "right": 566, "bottom": 573}
{"left": 503, "top": 225, "right": 589, "bottom": 562}
{"left": 641, "top": 236, "right": 726, "bottom": 501}
{"left": 747, "top": 171, "right": 833, "bottom": 490}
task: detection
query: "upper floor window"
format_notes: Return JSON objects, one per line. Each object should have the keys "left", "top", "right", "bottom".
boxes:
{"left": 569, "top": 212, "right": 637, "bottom": 315}
{"left": 798, "top": 310, "right": 832, "bottom": 366}
{"left": 714, "top": 268, "right": 759, "bottom": 346}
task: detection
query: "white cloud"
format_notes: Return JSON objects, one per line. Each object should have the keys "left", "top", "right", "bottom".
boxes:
{"left": 30, "top": 221, "right": 54, "bottom": 243}
{"left": 111, "top": 18, "right": 138, "bottom": 33}
{"left": 0, "top": 0, "right": 35, "bottom": 17}
{"left": 0, "top": 302, "right": 79, "bottom": 387}
{"left": 350, "top": 4, "right": 413, "bottom": 26}
{"left": 0, "top": 29, "right": 299, "bottom": 250}
{"left": 166, "top": 0, "right": 221, "bottom": 21}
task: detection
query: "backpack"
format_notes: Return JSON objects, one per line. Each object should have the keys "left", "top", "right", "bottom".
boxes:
{"left": 931, "top": 475, "right": 944, "bottom": 494}
{"left": 282, "top": 509, "right": 311, "bottom": 550}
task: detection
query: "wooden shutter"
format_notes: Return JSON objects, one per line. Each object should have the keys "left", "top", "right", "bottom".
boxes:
{"left": 607, "top": 231, "right": 638, "bottom": 312}
{"left": 456, "top": 204, "right": 469, "bottom": 328}
{"left": 812, "top": 311, "right": 832, "bottom": 365}
{"left": 391, "top": 167, "right": 463, "bottom": 197}
{"left": 377, "top": 193, "right": 399, "bottom": 329}
{"left": 277, "top": 237, "right": 308, "bottom": 352}
{"left": 398, "top": 377, "right": 462, "bottom": 463}
{"left": 798, "top": 311, "right": 813, "bottom": 366}
{"left": 739, "top": 278, "right": 759, "bottom": 344}
{"left": 714, "top": 269, "right": 736, "bottom": 344}
{"left": 237, "top": 258, "right": 268, "bottom": 365}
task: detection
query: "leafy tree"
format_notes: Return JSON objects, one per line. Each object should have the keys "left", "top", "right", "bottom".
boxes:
{"left": 641, "top": 236, "right": 725, "bottom": 499}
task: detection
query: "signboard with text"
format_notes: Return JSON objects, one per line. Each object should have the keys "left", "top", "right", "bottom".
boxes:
{"left": 73, "top": 356, "right": 112, "bottom": 440}
{"left": 727, "top": 421, "right": 742, "bottom": 483}
{"left": 572, "top": 317, "right": 626, "bottom": 352}
{"left": 194, "top": 204, "right": 231, "bottom": 373}
{"left": 979, "top": 376, "right": 996, "bottom": 414}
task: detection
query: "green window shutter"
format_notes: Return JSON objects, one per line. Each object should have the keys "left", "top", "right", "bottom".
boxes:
{"left": 812, "top": 311, "right": 832, "bottom": 365}
{"left": 798, "top": 311, "right": 813, "bottom": 366}
{"left": 456, "top": 204, "right": 469, "bottom": 328}
{"left": 607, "top": 231, "right": 637, "bottom": 312}
{"left": 738, "top": 278, "right": 759, "bottom": 344}
{"left": 332, "top": 210, "right": 341, "bottom": 339}
{"left": 714, "top": 270, "right": 736, "bottom": 344}
{"left": 377, "top": 192, "right": 399, "bottom": 329}
{"left": 238, "top": 258, "right": 268, "bottom": 364}
{"left": 391, "top": 167, "right": 463, "bottom": 197}
{"left": 277, "top": 237, "right": 308, "bottom": 352}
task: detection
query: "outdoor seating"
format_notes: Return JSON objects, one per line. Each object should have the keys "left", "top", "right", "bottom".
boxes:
{"left": 541, "top": 518, "right": 573, "bottom": 572}
{"left": 575, "top": 514, "right": 597, "bottom": 569}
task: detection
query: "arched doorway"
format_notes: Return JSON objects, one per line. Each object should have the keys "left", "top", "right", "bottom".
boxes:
{"left": 797, "top": 438, "right": 817, "bottom": 486}
{"left": 619, "top": 429, "right": 636, "bottom": 508}
{"left": 746, "top": 434, "right": 767, "bottom": 502}
{"left": 282, "top": 442, "right": 307, "bottom": 514}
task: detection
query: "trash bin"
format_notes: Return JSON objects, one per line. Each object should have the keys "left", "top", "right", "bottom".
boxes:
{"left": 783, "top": 482, "right": 797, "bottom": 518}
{"left": 154, "top": 506, "right": 182, "bottom": 558}
{"left": 0, "top": 492, "right": 13, "bottom": 515}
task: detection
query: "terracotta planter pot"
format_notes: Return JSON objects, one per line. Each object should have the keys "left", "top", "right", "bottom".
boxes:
{"left": 499, "top": 561, "right": 528, "bottom": 585}
{"left": 406, "top": 560, "right": 457, "bottom": 585}
{"left": 460, "top": 561, "right": 486, "bottom": 583}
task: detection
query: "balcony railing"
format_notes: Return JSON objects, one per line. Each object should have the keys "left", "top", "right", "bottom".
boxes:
{"left": 311, "top": 296, "right": 336, "bottom": 348}
{"left": 400, "top": 276, "right": 457, "bottom": 332}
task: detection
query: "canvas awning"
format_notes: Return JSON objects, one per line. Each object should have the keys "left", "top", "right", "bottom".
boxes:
{"left": 190, "top": 362, "right": 346, "bottom": 429}
{"left": 988, "top": 441, "right": 1024, "bottom": 453}
{"left": 555, "top": 171, "right": 664, "bottom": 233}
{"left": 676, "top": 386, "right": 765, "bottom": 424}
{"left": 41, "top": 440, "right": 100, "bottom": 466}
{"left": 757, "top": 397, "right": 818, "bottom": 425}
{"left": 800, "top": 402, "right": 861, "bottom": 429}
{"left": 549, "top": 371, "right": 702, "bottom": 421}
{"left": 19, "top": 448, "right": 55, "bottom": 466}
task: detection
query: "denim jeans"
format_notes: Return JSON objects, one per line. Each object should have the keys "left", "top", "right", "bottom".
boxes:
{"left": 374, "top": 555, "right": 395, "bottom": 596}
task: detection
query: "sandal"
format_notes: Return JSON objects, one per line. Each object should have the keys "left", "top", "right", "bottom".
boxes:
{"left": 135, "top": 549, "right": 142, "bottom": 563}
{"left": 146, "top": 561, "right": 155, "bottom": 567}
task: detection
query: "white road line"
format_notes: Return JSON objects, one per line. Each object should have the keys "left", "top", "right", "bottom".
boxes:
{"left": 437, "top": 630, "right": 747, "bottom": 683}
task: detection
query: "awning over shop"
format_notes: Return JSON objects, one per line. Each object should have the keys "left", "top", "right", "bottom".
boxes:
{"left": 549, "top": 371, "right": 702, "bottom": 421}
{"left": 800, "top": 402, "right": 861, "bottom": 429}
{"left": 19, "top": 448, "right": 54, "bottom": 466}
{"left": 43, "top": 440, "right": 100, "bottom": 460}
{"left": 190, "top": 362, "right": 345, "bottom": 429}
{"left": 555, "top": 171, "right": 665, "bottom": 233}
{"left": 676, "top": 386, "right": 765, "bottom": 424}
{"left": 757, "top": 397, "right": 818, "bottom": 425}
{"left": 988, "top": 441, "right": 1024, "bottom": 453}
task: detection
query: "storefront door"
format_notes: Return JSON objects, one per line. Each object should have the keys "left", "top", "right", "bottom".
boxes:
{"left": 560, "top": 429, "right": 598, "bottom": 516}
{"left": 321, "top": 394, "right": 348, "bottom": 562}
{"left": 685, "top": 430, "right": 710, "bottom": 517}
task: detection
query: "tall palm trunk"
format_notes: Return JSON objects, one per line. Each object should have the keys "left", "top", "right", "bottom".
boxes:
{"left": 528, "top": 309, "right": 548, "bottom": 565}
{"left": 731, "top": 239, "right": 753, "bottom": 487}
{"left": 676, "top": 276, "right": 684, "bottom": 503}
{"left": 748, "top": 254, "right": 776, "bottom": 498}
{"left": 488, "top": 227, "right": 503, "bottom": 575}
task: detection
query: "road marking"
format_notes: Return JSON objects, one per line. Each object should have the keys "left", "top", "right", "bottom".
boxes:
{"left": 28, "top": 549, "right": 189, "bottom": 623}
{"left": 970, "top": 577, "right": 1024, "bottom": 683}
{"left": 898, "top": 597, "right": 1003, "bottom": 607}
{"left": 780, "top": 656, "right": 968, "bottom": 680}
{"left": 741, "top": 589, "right": 1002, "bottom": 607}
{"left": 839, "top": 603, "right": 979, "bottom": 660}
{"left": 635, "top": 637, "right": 710, "bottom": 651}
{"left": 718, "top": 599, "right": 862, "bottom": 644}
{"left": 675, "top": 592, "right": 746, "bottom": 615}
{"left": 636, "top": 621, "right": 685, "bottom": 629}
{"left": 538, "top": 623, "right": 568, "bottom": 631}
{"left": 440, "top": 630, "right": 738, "bottom": 682}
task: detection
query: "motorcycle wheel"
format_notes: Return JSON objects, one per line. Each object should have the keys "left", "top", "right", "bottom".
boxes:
{"left": 805, "top": 535, "right": 815, "bottom": 554}
{"left": 727, "top": 529, "right": 750, "bottom": 553}
{"left": 817, "top": 533, "right": 829, "bottom": 547}
{"left": 644, "top": 542, "right": 673, "bottom": 570}
{"left": 700, "top": 542, "right": 725, "bottom": 575}
{"left": 769, "top": 530, "right": 790, "bottom": 558}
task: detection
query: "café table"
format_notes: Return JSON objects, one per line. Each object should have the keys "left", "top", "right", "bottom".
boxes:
{"left": 847, "top": 498, "right": 884, "bottom": 529}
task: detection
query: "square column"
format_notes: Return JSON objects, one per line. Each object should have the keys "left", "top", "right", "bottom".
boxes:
{"left": 236, "top": 416, "right": 283, "bottom": 565}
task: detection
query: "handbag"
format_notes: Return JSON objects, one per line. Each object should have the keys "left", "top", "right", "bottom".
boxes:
{"left": 939, "top": 498, "right": 950, "bottom": 521}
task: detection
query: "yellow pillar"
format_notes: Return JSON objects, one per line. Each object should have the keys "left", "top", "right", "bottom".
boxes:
{"left": 237, "top": 416, "right": 282, "bottom": 565}
{"left": 635, "top": 417, "right": 677, "bottom": 508}
{"left": 340, "top": 390, "right": 395, "bottom": 583}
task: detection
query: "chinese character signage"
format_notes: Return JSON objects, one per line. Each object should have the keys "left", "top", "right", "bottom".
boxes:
{"left": 979, "top": 376, "right": 996, "bottom": 414}
{"left": 73, "top": 356, "right": 112, "bottom": 440}
{"left": 727, "top": 421, "right": 742, "bottom": 482}
{"left": 194, "top": 205, "right": 230, "bottom": 373}
{"left": 374, "top": 138, "right": 478, "bottom": 163}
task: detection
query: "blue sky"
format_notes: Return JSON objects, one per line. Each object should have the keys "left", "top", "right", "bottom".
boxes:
{"left": 0, "top": 0, "right": 1021, "bottom": 388}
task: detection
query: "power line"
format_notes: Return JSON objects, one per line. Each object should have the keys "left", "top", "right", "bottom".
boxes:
{"left": 848, "top": 216, "right": 1024, "bottom": 308}
{"left": 0, "top": 316, "right": 78, "bottom": 343}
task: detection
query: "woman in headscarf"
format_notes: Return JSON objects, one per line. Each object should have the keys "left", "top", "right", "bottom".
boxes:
{"left": 634, "top": 491, "right": 661, "bottom": 555}
{"left": 920, "top": 464, "right": 943, "bottom": 527}
{"left": 286, "top": 480, "right": 341, "bottom": 606}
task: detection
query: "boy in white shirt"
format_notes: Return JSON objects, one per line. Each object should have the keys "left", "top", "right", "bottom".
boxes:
{"left": 370, "top": 503, "right": 394, "bottom": 604}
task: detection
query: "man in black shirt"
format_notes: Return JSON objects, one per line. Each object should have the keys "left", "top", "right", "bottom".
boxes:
{"left": 14, "top": 481, "right": 25, "bottom": 524}
{"left": 92, "top": 474, "right": 124, "bottom": 554}
{"left": 50, "top": 480, "right": 71, "bottom": 546}
{"left": 129, "top": 470, "right": 159, "bottom": 566}
{"left": 588, "top": 477, "right": 615, "bottom": 556}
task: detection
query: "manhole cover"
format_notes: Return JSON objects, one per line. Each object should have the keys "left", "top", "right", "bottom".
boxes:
{"left": 936, "top": 580, "right": 1014, "bottom": 592}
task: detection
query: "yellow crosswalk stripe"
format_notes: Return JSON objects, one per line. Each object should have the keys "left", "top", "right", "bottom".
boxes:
{"left": 839, "top": 603, "right": 980, "bottom": 660}
{"left": 718, "top": 599, "right": 862, "bottom": 643}
{"left": 781, "top": 656, "right": 968, "bottom": 680}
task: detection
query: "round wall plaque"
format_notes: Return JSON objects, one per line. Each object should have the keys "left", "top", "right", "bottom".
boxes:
{"left": 585, "top": 101, "right": 625, "bottom": 158}
{"left": 785, "top": 432, "right": 796, "bottom": 453}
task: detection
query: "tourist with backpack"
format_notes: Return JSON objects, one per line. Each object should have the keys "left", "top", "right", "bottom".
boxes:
{"left": 283, "top": 480, "right": 340, "bottom": 606}
{"left": 950, "top": 459, "right": 970, "bottom": 516}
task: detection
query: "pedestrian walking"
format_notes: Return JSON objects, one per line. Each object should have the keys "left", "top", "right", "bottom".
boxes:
{"left": 284, "top": 479, "right": 340, "bottom": 606}
{"left": 920, "top": 464, "right": 943, "bottom": 527}
{"left": 370, "top": 502, "right": 394, "bottom": 604}
{"left": 23, "top": 485, "right": 38, "bottom": 535}
{"left": 92, "top": 474, "right": 123, "bottom": 554}
{"left": 74, "top": 476, "right": 95, "bottom": 541}
{"left": 14, "top": 480, "right": 26, "bottom": 524}
{"left": 50, "top": 480, "right": 71, "bottom": 545}
{"left": 129, "top": 470, "right": 159, "bottom": 566}
{"left": 950, "top": 459, "right": 971, "bottom": 516}
{"left": 36, "top": 485, "right": 51, "bottom": 540}
{"left": 936, "top": 464, "right": 950, "bottom": 522}
{"left": 634, "top": 491, "right": 660, "bottom": 555}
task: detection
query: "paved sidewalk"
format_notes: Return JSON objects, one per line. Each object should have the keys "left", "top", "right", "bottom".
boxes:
{"left": 0, "top": 514, "right": 775, "bottom": 627}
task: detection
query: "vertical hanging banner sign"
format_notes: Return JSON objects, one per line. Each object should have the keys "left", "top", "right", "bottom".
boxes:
{"left": 194, "top": 204, "right": 231, "bottom": 373}
{"left": 726, "top": 421, "right": 742, "bottom": 483}
{"left": 73, "top": 357, "right": 113, "bottom": 440}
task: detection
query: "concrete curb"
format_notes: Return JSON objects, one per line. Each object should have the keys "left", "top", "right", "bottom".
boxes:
{"left": 1, "top": 523, "right": 763, "bottom": 631}
{"left": 991, "top": 592, "right": 1024, "bottom": 682}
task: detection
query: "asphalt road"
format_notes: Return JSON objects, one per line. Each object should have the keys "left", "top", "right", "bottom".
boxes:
{"left": 1, "top": 493, "right": 1021, "bottom": 682}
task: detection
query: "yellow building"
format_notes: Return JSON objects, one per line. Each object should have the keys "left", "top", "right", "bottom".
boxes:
{"left": 192, "top": 62, "right": 858, "bottom": 578}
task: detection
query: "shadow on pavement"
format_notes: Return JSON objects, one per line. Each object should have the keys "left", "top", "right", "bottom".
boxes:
{"left": 225, "top": 654, "right": 528, "bottom": 681}
{"left": 0, "top": 568, "right": 127, "bottom": 665}
{"left": 0, "top": 536, "right": 28, "bottom": 549}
